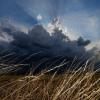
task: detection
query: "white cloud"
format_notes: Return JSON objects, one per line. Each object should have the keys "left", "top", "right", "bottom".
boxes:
{"left": 86, "top": 41, "right": 100, "bottom": 51}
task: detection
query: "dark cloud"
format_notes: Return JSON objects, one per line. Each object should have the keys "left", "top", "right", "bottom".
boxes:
{"left": 0, "top": 20, "right": 96, "bottom": 74}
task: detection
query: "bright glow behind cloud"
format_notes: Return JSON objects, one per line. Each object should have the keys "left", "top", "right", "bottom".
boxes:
{"left": 16, "top": 0, "right": 100, "bottom": 42}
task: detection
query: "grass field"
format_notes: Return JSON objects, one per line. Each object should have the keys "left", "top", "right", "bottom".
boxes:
{"left": 0, "top": 64, "right": 100, "bottom": 100}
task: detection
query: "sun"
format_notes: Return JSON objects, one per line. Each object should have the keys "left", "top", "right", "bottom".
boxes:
{"left": 37, "top": 14, "right": 43, "bottom": 21}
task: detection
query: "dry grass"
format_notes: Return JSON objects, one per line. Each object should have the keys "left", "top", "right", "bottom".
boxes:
{"left": 0, "top": 66, "right": 100, "bottom": 100}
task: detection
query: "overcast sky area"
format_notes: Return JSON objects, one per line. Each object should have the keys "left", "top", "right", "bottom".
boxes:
{"left": 0, "top": 0, "right": 100, "bottom": 43}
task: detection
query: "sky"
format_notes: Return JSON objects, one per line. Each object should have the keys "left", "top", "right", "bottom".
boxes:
{"left": 0, "top": 0, "right": 100, "bottom": 42}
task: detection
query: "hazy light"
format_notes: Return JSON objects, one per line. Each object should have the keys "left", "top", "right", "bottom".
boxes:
{"left": 16, "top": 0, "right": 100, "bottom": 43}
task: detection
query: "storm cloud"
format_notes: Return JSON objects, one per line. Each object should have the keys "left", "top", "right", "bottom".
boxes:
{"left": 0, "top": 19, "right": 97, "bottom": 74}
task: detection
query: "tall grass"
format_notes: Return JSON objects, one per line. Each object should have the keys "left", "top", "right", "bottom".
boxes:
{"left": 0, "top": 63, "right": 100, "bottom": 100}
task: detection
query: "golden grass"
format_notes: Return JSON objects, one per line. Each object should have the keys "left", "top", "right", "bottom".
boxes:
{"left": 0, "top": 67, "right": 100, "bottom": 100}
